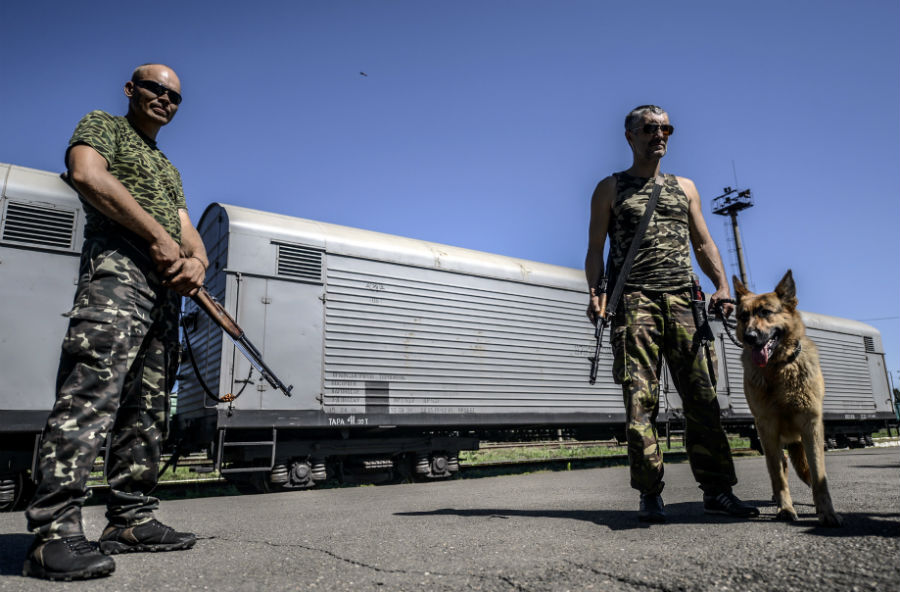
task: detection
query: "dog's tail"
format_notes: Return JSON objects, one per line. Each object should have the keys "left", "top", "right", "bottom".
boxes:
{"left": 787, "top": 442, "right": 812, "bottom": 487}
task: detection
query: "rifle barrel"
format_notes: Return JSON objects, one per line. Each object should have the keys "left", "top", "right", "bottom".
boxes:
{"left": 233, "top": 337, "right": 294, "bottom": 397}
{"left": 192, "top": 288, "right": 293, "bottom": 398}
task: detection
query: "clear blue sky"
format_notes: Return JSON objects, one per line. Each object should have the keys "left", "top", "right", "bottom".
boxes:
{"left": 3, "top": 0, "right": 898, "bottom": 388}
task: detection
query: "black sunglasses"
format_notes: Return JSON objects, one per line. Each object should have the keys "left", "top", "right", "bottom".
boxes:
{"left": 133, "top": 79, "right": 182, "bottom": 105}
{"left": 633, "top": 123, "right": 674, "bottom": 136}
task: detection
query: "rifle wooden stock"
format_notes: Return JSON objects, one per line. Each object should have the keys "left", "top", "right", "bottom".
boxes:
{"left": 597, "top": 291, "right": 608, "bottom": 320}
{"left": 192, "top": 288, "right": 242, "bottom": 340}
{"left": 190, "top": 287, "right": 293, "bottom": 397}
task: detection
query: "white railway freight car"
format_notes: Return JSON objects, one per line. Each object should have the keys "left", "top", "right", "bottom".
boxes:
{"left": 1, "top": 162, "right": 894, "bottom": 502}
{"left": 173, "top": 201, "right": 894, "bottom": 490}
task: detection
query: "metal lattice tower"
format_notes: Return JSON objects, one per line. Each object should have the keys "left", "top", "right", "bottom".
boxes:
{"left": 711, "top": 187, "right": 753, "bottom": 286}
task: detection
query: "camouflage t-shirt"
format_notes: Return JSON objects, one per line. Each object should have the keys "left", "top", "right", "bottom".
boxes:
{"left": 67, "top": 110, "right": 186, "bottom": 243}
{"left": 608, "top": 172, "right": 693, "bottom": 292}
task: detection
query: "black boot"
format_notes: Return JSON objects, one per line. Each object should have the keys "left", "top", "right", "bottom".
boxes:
{"left": 703, "top": 491, "right": 760, "bottom": 518}
{"left": 22, "top": 535, "right": 115, "bottom": 581}
{"left": 99, "top": 519, "right": 196, "bottom": 555}
{"left": 638, "top": 493, "right": 666, "bottom": 523}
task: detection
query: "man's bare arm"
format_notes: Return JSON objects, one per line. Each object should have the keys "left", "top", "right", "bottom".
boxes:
{"left": 67, "top": 144, "right": 180, "bottom": 271}
{"left": 161, "top": 210, "right": 208, "bottom": 296}
{"left": 679, "top": 176, "right": 734, "bottom": 316}
{"left": 585, "top": 176, "right": 615, "bottom": 320}
{"left": 178, "top": 210, "right": 208, "bottom": 266}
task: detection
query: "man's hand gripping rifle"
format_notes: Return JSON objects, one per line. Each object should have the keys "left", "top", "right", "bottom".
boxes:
{"left": 191, "top": 288, "right": 293, "bottom": 398}
{"left": 589, "top": 274, "right": 610, "bottom": 385}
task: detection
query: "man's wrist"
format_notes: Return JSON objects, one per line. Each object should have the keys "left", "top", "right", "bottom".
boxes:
{"left": 190, "top": 255, "right": 208, "bottom": 270}
{"left": 148, "top": 227, "right": 176, "bottom": 247}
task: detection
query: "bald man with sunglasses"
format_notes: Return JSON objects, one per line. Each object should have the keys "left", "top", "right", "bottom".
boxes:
{"left": 585, "top": 105, "right": 758, "bottom": 523}
{"left": 23, "top": 64, "right": 205, "bottom": 580}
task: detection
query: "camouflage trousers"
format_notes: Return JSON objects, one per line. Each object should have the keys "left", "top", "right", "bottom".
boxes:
{"left": 611, "top": 289, "right": 737, "bottom": 496}
{"left": 25, "top": 235, "right": 180, "bottom": 540}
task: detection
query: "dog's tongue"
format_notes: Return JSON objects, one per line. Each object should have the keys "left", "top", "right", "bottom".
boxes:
{"left": 752, "top": 339, "right": 776, "bottom": 367}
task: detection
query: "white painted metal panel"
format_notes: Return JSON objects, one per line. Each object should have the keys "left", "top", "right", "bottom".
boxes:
{"left": 225, "top": 275, "right": 325, "bottom": 411}
{"left": 173, "top": 201, "right": 894, "bottom": 427}
{"left": 808, "top": 328, "right": 874, "bottom": 413}
{"left": 0, "top": 164, "right": 82, "bottom": 413}
{"left": 322, "top": 254, "right": 618, "bottom": 416}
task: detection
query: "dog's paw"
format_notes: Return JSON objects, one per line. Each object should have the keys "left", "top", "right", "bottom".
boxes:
{"left": 818, "top": 510, "right": 843, "bottom": 528}
{"left": 775, "top": 508, "right": 799, "bottom": 522}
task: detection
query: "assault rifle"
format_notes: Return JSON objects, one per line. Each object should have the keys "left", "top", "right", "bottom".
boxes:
{"left": 191, "top": 288, "right": 293, "bottom": 398}
{"left": 689, "top": 274, "right": 717, "bottom": 382}
{"left": 689, "top": 274, "right": 715, "bottom": 343}
{"left": 588, "top": 274, "right": 610, "bottom": 385}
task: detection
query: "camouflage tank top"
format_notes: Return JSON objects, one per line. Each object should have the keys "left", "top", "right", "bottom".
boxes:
{"left": 608, "top": 172, "right": 693, "bottom": 292}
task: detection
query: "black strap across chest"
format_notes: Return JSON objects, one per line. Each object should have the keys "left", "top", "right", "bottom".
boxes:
{"left": 606, "top": 176, "right": 664, "bottom": 318}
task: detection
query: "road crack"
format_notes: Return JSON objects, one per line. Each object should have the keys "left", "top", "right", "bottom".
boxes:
{"left": 572, "top": 562, "right": 684, "bottom": 592}
{"left": 201, "top": 535, "right": 530, "bottom": 590}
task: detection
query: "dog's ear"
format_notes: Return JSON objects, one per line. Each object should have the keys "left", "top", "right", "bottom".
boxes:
{"left": 775, "top": 269, "right": 798, "bottom": 309}
{"left": 733, "top": 275, "right": 750, "bottom": 298}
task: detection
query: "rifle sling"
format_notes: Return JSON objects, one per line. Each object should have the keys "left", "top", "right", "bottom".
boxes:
{"left": 605, "top": 176, "right": 664, "bottom": 319}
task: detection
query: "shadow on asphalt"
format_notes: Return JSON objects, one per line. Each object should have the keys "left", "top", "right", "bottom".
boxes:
{"left": 396, "top": 504, "right": 900, "bottom": 537}
{"left": 798, "top": 512, "right": 900, "bottom": 538}
{"left": 0, "top": 533, "right": 31, "bottom": 576}
{"left": 853, "top": 465, "right": 900, "bottom": 469}
{"left": 396, "top": 502, "right": 763, "bottom": 531}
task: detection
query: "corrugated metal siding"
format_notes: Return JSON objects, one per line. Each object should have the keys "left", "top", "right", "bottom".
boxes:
{"left": 718, "top": 331, "right": 750, "bottom": 415}
{"left": 323, "top": 256, "right": 620, "bottom": 414}
{"left": 809, "top": 328, "right": 874, "bottom": 413}
{"left": 175, "top": 210, "right": 228, "bottom": 419}
{"left": 706, "top": 326, "right": 875, "bottom": 417}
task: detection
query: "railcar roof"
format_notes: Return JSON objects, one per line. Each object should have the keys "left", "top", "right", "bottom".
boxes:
{"left": 799, "top": 311, "right": 881, "bottom": 338}
{"left": 1, "top": 163, "right": 75, "bottom": 203}
{"left": 0, "top": 164, "right": 882, "bottom": 342}
{"left": 206, "top": 202, "right": 587, "bottom": 291}
{"left": 205, "top": 203, "right": 882, "bottom": 337}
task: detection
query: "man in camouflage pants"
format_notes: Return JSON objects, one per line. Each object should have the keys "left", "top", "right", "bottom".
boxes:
{"left": 585, "top": 105, "right": 759, "bottom": 522}
{"left": 23, "top": 64, "right": 208, "bottom": 580}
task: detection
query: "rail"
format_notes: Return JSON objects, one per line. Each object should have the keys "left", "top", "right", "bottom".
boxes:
{"left": 83, "top": 437, "right": 899, "bottom": 492}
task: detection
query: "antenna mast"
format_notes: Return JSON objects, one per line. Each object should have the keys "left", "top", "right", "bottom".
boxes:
{"left": 712, "top": 186, "right": 754, "bottom": 285}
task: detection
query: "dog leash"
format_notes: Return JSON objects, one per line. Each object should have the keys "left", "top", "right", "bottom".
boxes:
{"left": 711, "top": 298, "right": 744, "bottom": 348}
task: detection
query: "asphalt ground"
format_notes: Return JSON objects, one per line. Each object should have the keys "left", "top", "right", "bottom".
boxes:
{"left": 1, "top": 446, "right": 897, "bottom": 591}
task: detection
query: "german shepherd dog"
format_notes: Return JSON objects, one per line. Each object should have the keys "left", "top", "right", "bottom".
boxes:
{"left": 733, "top": 270, "right": 841, "bottom": 527}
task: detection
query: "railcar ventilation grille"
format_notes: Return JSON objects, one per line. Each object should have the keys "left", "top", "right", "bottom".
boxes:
{"left": 1, "top": 201, "right": 76, "bottom": 249}
{"left": 863, "top": 336, "right": 875, "bottom": 353}
{"left": 275, "top": 242, "right": 323, "bottom": 282}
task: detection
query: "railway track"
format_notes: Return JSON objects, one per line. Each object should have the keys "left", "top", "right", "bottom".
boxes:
{"left": 85, "top": 441, "right": 637, "bottom": 492}
{"left": 83, "top": 437, "right": 898, "bottom": 493}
